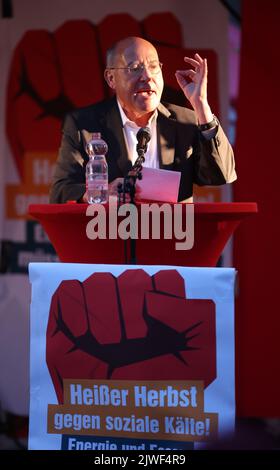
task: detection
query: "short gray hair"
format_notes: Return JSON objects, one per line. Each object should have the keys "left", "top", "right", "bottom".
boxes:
{"left": 106, "top": 43, "right": 117, "bottom": 68}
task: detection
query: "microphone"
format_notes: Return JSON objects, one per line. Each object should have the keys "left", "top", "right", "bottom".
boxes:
{"left": 136, "top": 127, "right": 151, "bottom": 154}
{"left": 126, "top": 127, "right": 151, "bottom": 183}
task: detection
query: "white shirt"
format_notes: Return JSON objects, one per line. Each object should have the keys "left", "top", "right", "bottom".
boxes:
{"left": 117, "top": 99, "right": 159, "bottom": 169}
{"left": 117, "top": 99, "right": 217, "bottom": 170}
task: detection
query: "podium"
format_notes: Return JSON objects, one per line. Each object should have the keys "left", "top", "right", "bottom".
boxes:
{"left": 27, "top": 201, "right": 258, "bottom": 446}
{"left": 28, "top": 202, "right": 257, "bottom": 266}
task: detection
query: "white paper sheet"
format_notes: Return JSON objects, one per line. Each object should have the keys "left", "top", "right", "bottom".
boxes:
{"left": 136, "top": 167, "right": 181, "bottom": 202}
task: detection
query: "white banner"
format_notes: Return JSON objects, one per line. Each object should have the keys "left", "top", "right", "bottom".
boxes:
{"left": 29, "top": 263, "right": 235, "bottom": 450}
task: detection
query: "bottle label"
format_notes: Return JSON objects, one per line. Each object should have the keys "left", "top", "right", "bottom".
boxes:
{"left": 87, "top": 178, "right": 108, "bottom": 191}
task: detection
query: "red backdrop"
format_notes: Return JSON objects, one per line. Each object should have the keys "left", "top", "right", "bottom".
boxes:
{"left": 234, "top": 0, "right": 280, "bottom": 416}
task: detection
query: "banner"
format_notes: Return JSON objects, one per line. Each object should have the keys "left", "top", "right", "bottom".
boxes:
{"left": 29, "top": 263, "right": 235, "bottom": 450}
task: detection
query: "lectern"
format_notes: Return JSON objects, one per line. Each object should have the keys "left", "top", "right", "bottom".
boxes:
{"left": 28, "top": 201, "right": 258, "bottom": 448}
{"left": 28, "top": 202, "right": 257, "bottom": 266}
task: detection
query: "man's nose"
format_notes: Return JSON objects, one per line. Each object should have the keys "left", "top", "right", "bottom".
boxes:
{"left": 139, "top": 66, "right": 153, "bottom": 80}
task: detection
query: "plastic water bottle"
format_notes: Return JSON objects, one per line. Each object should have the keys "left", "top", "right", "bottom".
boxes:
{"left": 86, "top": 132, "right": 108, "bottom": 204}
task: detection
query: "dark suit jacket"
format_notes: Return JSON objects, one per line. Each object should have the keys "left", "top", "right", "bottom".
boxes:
{"left": 49, "top": 96, "right": 236, "bottom": 203}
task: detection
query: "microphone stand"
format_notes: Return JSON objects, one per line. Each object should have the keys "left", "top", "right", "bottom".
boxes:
{"left": 117, "top": 147, "right": 146, "bottom": 265}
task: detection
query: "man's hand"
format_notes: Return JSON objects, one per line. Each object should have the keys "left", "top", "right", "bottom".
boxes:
{"left": 108, "top": 177, "right": 124, "bottom": 197}
{"left": 109, "top": 178, "right": 142, "bottom": 203}
{"left": 81, "top": 177, "right": 142, "bottom": 204}
{"left": 175, "top": 53, "right": 213, "bottom": 124}
{"left": 81, "top": 178, "right": 129, "bottom": 203}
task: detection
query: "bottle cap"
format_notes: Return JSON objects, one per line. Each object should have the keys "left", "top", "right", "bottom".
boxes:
{"left": 92, "top": 132, "right": 101, "bottom": 140}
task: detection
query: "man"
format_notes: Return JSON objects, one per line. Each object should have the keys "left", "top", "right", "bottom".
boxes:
{"left": 49, "top": 37, "right": 236, "bottom": 203}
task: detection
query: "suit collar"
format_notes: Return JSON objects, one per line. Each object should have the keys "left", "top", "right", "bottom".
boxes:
{"left": 158, "top": 102, "right": 172, "bottom": 118}
{"left": 157, "top": 103, "right": 176, "bottom": 168}
{"left": 100, "top": 97, "right": 132, "bottom": 176}
{"left": 98, "top": 97, "right": 176, "bottom": 173}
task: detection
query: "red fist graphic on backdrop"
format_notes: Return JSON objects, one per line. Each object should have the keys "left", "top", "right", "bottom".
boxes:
{"left": 46, "top": 269, "right": 216, "bottom": 404}
{"left": 6, "top": 20, "right": 106, "bottom": 178}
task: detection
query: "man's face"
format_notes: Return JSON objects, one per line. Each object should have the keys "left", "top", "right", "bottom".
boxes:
{"left": 105, "top": 38, "right": 164, "bottom": 124}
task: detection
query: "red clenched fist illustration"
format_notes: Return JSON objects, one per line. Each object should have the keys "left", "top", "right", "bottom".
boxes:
{"left": 46, "top": 269, "right": 216, "bottom": 404}
{"left": 6, "top": 20, "right": 105, "bottom": 178}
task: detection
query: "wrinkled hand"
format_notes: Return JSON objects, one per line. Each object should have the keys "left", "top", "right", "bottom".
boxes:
{"left": 108, "top": 178, "right": 130, "bottom": 203}
{"left": 109, "top": 177, "right": 123, "bottom": 196}
{"left": 134, "top": 183, "right": 142, "bottom": 202}
{"left": 175, "top": 53, "right": 210, "bottom": 115}
{"left": 109, "top": 177, "right": 143, "bottom": 203}
{"left": 82, "top": 178, "right": 142, "bottom": 203}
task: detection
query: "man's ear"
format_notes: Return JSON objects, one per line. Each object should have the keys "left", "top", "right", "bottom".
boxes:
{"left": 104, "top": 69, "right": 116, "bottom": 90}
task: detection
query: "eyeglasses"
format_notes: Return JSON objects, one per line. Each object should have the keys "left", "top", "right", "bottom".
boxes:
{"left": 108, "top": 61, "right": 163, "bottom": 76}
